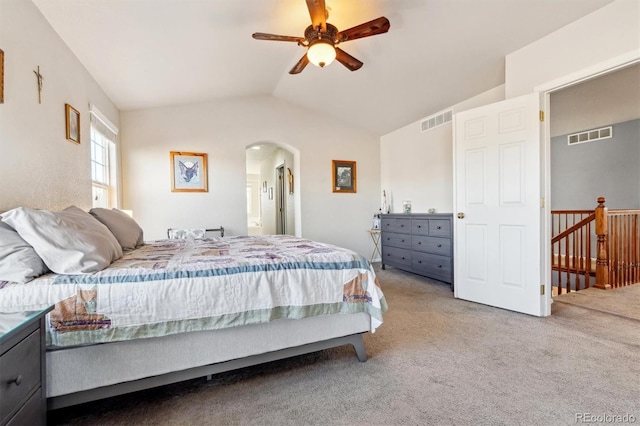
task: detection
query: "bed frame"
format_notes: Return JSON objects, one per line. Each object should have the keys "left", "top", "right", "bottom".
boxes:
{"left": 46, "top": 312, "right": 370, "bottom": 410}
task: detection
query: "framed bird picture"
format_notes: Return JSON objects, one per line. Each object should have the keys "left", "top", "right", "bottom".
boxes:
{"left": 170, "top": 151, "right": 208, "bottom": 192}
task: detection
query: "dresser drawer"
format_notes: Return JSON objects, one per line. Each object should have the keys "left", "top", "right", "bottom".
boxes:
{"left": 429, "top": 219, "right": 451, "bottom": 237}
{"left": 383, "top": 246, "right": 412, "bottom": 268}
{"left": 381, "top": 217, "right": 411, "bottom": 234}
{"left": 413, "top": 252, "right": 452, "bottom": 282}
{"left": 6, "top": 389, "right": 43, "bottom": 426}
{"left": 382, "top": 232, "right": 411, "bottom": 250}
{"left": 412, "top": 235, "right": 451, "bottom": 256}
{"left": 411, "top": 219, "right": 430, "bottom": 236}
{"left": 0, "top": 330, "right": 41, "bottom": 423}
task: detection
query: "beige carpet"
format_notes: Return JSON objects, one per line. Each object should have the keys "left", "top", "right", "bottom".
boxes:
{"left": 553, "top": 284, "right": 640, "bottom": 320}
{"left": 49, "top": 267, "right": 639, "bottom": 425}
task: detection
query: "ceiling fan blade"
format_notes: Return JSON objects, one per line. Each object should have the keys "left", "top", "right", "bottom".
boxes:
{"left": 289, "top": 54, "right": 310, "bottom": 74}
{"left": 338, "top": 17, "right": 390, "bottom": 42}
{"left": 252, "top": 33, "right": 305, "bottom": 43}
{"left": 305, "top": 0, "right": 327, "bottom": 32}
{"left": 335, "top": 48, "right": 363, "bottom": 72}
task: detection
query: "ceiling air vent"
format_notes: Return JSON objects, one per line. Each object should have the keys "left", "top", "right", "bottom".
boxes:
{"left": 420, "top": 109, "right": 453, "bottom": 132}
{"left": 567, "top": 126, "right": 612, "bottom": 145}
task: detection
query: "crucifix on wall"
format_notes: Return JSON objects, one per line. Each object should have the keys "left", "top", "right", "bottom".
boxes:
{"left": 33, "top": 65, "right": 43, "bottom": 104}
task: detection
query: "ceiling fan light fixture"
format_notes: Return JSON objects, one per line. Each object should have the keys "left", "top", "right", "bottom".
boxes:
{"left": 307, "top": 40, "right": 336, "bottom": 68}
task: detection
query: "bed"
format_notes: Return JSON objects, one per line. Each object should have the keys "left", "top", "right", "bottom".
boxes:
{"left": 0, "top": 206, "right": 386, "bottom": 409}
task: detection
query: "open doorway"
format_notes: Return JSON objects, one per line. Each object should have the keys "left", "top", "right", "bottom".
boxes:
{"left": 245, "top": 143, "right": 298, "bottom": 236}
{"left": 548, "top": 63, "right": 640, "bottom": 295}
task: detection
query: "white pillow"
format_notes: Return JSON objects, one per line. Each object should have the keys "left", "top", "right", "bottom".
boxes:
{"left": 1, "top": 206, "right": 123, "bottom": 274}
{"left": 0, "top": 221, "right": 49, "bottom": 282}
{"left": 89, "top": 208, "right": 144, "bottom": 251}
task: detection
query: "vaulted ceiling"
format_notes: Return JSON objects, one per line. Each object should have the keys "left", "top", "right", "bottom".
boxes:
{"left": 33, "top": 0, "right": 614, "bottom": 135}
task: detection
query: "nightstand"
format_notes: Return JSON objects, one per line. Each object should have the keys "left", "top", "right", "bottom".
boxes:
{"left": 368, "top": 229, "right": 382, "bottom": 263}
{"left": 0, "top": 306, "right": 53, "bottom": 426}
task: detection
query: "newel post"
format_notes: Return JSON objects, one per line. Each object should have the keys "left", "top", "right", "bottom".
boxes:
{"left": 594, "top": 197, "right": 611, "bottom": 289}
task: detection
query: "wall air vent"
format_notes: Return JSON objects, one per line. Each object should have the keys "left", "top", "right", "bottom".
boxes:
{"left": 420, "top": 109, "right": 453, "bottom": 132}
{"left": 567, "top": 126, "right": 612, "bottom": 145}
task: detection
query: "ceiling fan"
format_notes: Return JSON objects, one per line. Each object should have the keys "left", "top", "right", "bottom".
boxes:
{"left": 252, "top": 0, "right": 390, "bottom": 74}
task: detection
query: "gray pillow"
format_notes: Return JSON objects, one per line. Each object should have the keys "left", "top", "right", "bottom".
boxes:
{"left": 1, "top": 206, "right": 123, "bottom": 274}
{"left": 0, "top": 221, "right": 49, "bottom": 282}
{"left": 89, "top": 208, "right": 144, "bottom": 251}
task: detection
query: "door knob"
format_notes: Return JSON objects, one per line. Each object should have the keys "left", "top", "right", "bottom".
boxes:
{"left": 457, "top": 212, "right": 465, "bottom": 219}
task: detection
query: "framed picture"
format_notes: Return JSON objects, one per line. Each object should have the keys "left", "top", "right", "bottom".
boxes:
{"left": 170, "top": 151, "right": 208, "bottom": 192}
{"left": 332, "top": 160, "right": 357, "bottom": 193}
{"left": 65, "top": 103, "right": 80, "bottom": 144}
{"left": 287, "top": 168, "right": 294, "bottom": 194}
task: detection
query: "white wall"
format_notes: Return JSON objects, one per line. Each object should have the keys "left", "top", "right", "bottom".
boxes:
{"left": 505, "top": 0, "right": 640, "bottom": 98}
{"left": 120, "top": 95, "right": 380, "bottom": 258}
{"left": 380, "top": 86, "right": 505, "bottom": 214}
{"left": 0, "top": 0, "right": 120, "bottom": 212}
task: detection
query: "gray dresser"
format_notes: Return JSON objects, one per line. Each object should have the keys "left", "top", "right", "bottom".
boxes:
{"left": 381, "top": 213, "right": 453, "bottom": 287}
{"left": 0, "top": 307, "right": 52, "bottom": 426}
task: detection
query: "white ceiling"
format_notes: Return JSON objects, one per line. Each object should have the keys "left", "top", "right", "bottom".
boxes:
{"left": 33, "top": 0, "right": 614, "bottom": 136}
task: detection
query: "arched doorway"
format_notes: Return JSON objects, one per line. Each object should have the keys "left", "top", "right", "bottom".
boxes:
{"left": 245, "top": 142, "right": 301, "bottom": 236}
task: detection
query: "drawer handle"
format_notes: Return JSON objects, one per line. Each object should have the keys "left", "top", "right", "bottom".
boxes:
{"left": 437, "top": 226, "right": 442, "bottom": 229}
{"left": 437, "top": 244, "right": 442, "bottom": 247}
{"left": 12, "top": 374, "right": 23, "bottom": 386}
{"left": 401, "top": 257, "right": 405, "bottom": 260}
{"left": 418, "top": 260, "right": 422, "bottom": 264}
{"left": 437, "top": 265, "right": 442, "bottom": 268}
{"left": 418, "top": 241, "right": 422, "bottom": 245}
{"left": 401, "top": 239, "right": 405, "bottom": 243}
{"left": 417, "top": 225, "right": 421, "bottom": 228}
{"left": 400, "top": 224, "right": 404, "bottom": 227}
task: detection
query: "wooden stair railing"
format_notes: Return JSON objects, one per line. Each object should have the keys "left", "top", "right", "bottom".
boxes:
{"left": 606, "top": 207, "right": 640, "bottom": 288}
{"left": 551, "top": 212, "right": 595, "bottom": 293}
{"left": 552, "top": 197, "right": 640, "bottom": 292}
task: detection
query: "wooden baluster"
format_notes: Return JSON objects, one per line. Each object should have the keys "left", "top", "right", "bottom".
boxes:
{"left": 585, "top": 223, "right": 592, "bottom": 288}
{"left": 565, "top": 235, "right": 570, "bottom": 293}
{"left": 623, "top": 215, "right": 628, "bottom": 287}
{"left": 571, "top": 230, "right": 580, "bottom": 291}
{"left": 631, "top": 213, "right": 640, "bottom": 284}
{"left": 594, "top": 197, "right": 611, "bottom": 289}
{"left": 580, "top": 225, "right": 585, "bottom": 289}
{"left": 631, "top": 214, "right": 640, "bottom": 283}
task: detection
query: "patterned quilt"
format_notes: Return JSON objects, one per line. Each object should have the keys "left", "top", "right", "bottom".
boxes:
{"left": 0, "top": 235, "right": 387, "bottom": 347}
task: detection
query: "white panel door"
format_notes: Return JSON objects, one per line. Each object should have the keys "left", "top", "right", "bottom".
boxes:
{"left": 454, "top": 93, "right": 545, "bottom": 316}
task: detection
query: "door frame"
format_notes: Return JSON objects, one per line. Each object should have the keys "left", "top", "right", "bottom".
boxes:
{"left": 536, "top": 50, "right": 640, "bottom": 315}
{"left": 451, "top": 50, "right": 639, "bottom": 317}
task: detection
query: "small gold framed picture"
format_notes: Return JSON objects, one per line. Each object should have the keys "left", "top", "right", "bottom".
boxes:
{"left": 65, "top": 103, "right": 80, "bottom": 144}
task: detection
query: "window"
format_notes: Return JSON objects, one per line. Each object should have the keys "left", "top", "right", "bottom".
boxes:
{"left": 90, "top": 107, "right": 119, "bottom": 208}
